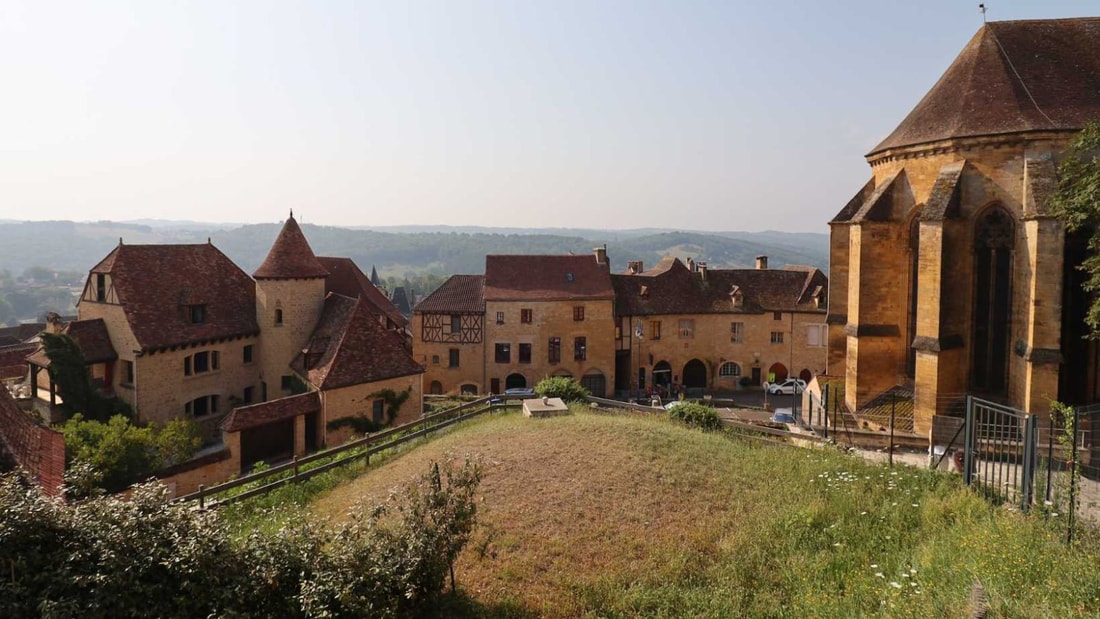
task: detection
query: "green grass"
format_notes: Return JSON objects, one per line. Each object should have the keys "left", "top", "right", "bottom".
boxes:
{"left": 244, "top": 406, "right": 1100, "bottom": 617}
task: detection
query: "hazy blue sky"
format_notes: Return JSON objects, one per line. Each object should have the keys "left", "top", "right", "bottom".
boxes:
{"left": 2, "top": 1, "right": 1097, "bottom": 233}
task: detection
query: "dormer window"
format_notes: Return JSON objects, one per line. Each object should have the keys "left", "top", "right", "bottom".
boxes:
{"left": 189, "top": 304, "right": 206, "bottom": 324}
{"left": 730, "top": 286, "right": 743, "bottom": 309}
{"left": 95, "top": 273, "right": 106, "bottom": 302}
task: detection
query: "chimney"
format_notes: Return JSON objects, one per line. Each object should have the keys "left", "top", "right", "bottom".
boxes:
{"left": 627, "top": 260, "right": 644, "bottom": 274}
{"left": 697, "top": 261, "right": 707, "bottom": 281}
{"left": 755, "top": 255, "right": 768, "bottom": 270}
{"left": 45, "top": 312, "right": 64, "bottom": 334}
{"left": 594, "top": 245, "right": 608, "bottom": 265}
{"left": 687, "top": 257, "right": 696, "bottom": 272}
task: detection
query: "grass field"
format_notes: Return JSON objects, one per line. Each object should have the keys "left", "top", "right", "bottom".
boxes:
{"left": 298, "top": 407, "right": 1100, "bottom": 617}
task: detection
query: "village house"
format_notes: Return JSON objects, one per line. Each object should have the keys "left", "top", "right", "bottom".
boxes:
{"left": 27, "top": 213, "right": 423, "bottom": 471}
{"left": 829, "top": 17, "right": 1100, "bottom": 435}
{"left": 414, "top": 249, "right": 828, "bottom": 398}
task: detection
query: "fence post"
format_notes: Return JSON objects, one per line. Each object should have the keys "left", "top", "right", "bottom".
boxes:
{"left": 963, "top": 396, "right": 974, "bottom": 486}
{"left": 198, "top": 484, "right": 205, "bottom": 511}
{"left": 1021, "top": 414, "right": 1036, "bottom": 511}
{"left": 1067, "top": 406, "right": 1080, "bottom": 545}
{"left": 1046, "top": 413, "right": 1055, "bottom": 504}
{"left": 889, "top": 392, "right": 896, "bottom": 467}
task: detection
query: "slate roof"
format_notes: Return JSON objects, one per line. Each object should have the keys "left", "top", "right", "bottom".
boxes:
{"left": 253, "top": 215, "right": 329, "bottom": 280}
{"left": 292, "top": 294, "right": 423, "bottom": 391}
{"left": 221, "top": 391, "right": 321, "bottom": 433}
{"left": 27, "top": 319, "right": 119, "bottom": 369}
{"left": 414, "top": 275, "right": 485, "bottom": 314}
{"left": 0, "top": 323, "right": 44, "bottom": 347}
{"left": 871, "top": 18, "right": 1100, "bottom": 156}
{"left": 390, "top": 287, "right": 413, "bottom": 316}
{"left": 612, "top": 258, "right": 827, "bottom": 316}
{"left": 86, "top": 243, "right": 259, "bottom": 351}
{"left": 317, "top": 256, "right": 408, "bottom": 328}
{"left": 484, "top": 255, "right": 614, "bottom": 301}
{"left": 0, "top": 343, "right": 34, "bottom": 381}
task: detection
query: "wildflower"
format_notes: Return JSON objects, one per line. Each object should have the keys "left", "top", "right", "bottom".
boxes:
{"left": 875, "top": 572, "right": 885, "bottom": 578}
{"left": 871, "top": 564, "right": 878, "bottom": 568}
{"left": 890, "top": 582, "right": 902, "bottom": 589}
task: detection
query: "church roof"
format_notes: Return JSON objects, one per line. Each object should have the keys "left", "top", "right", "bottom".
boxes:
{"left": 253, "top": 215, "right": 329, "bottom": 280}
{"left": 870, "top": 17, "right": 1100, "bottom": 156}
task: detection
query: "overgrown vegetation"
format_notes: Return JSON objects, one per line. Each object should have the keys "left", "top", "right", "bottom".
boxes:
{"left": 41, "top": 332, "right": 131, "bottom": 422}
{"left": 59, "top": 414, "right": 202, "bottom": 495}
{"left": 1052, "top": 120, "right": 1100, "bottom": 337}
{"left": 0, "top": 457, "right": 482, "bottom": 617}
{"left": 326, "top": 387, "right": 412, "bottom": 434}
{"left": 534, "top": 376, "right": 590, "bottom": 402}
{"left": 666, "top": 401, "right": 722, "bottom": 430}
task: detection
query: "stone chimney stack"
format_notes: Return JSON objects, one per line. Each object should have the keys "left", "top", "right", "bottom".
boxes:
{"left": 687, "top": 257, "right": 696, "bottom": 272}
{"left": 627, "top": 260, "right": 644, "bottom": 274}
{"left": 697, "top": 261, "right": 708, "bottom": 281}
{"left": 755, "top": 255, "right": 768, "bottom": 270}
{"left": 594, "top": 245, "right": 608, "bottom": 266}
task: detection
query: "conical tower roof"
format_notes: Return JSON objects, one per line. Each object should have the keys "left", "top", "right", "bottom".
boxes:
{"left": 870, "top": 17, "right": 1100, "bottom": 157}
{"left": 253, "top": 212, "right": 329, "bottom": 280}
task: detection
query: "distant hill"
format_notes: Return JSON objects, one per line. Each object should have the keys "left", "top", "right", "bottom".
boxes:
{"left": 0, "top": 220, "right": 829, "bottom": 280}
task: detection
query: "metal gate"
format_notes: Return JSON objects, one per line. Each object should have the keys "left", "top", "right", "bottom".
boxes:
{"left": 963, "top": 396, "right": 1039, "bottom": 511}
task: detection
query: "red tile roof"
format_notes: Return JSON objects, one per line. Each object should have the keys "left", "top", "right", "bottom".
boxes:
{"left": 414, "top": 275, "right": 485, "bottom": 313}
{"left": 0, "top": 323, "right": 44, "bottom": 347}
{"left": 484, "top": 255, "right": 614, "bottom": 301}
{"left": 293, "top": 294, "right": 423, "bottom": 390}
{"left": 253, "top": 215, "right": 329, "bottom": 280}
{"left": 612, "top": 258, "right": 827, "bottom": 316}
{"left": 317, "top": 256, "right": 407, "bottom": 328}
{"left": 86, "top": 243, "right": 259, "bottom": 351}
{"left": 0, "top": 343, "right": 34, "bottom": 381}
{"left": 27, "top": 319, "right": 118, "bottom": 368}
{"left": 871, "top": 18, "right": 1100, "bottom": 156}
{"left": 221, "top": 391, "right": 320, "bottom": 433}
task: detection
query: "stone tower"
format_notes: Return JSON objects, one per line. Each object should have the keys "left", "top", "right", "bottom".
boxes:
{"left": 254, "top": 212, "right": 329, "bottom": 400}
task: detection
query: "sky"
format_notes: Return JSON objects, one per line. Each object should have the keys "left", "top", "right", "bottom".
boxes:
{"left": 1, "top": 1, "right": 1098, "bottom": 233}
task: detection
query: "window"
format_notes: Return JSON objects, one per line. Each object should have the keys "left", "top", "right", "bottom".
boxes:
{"left": 185, "top": 395, "right": 219, "bottom": 418}
{"left": 719, "top": 362, "right": 742, "bottom": 377}
{"left": 275, "top": 309, "right": 284, "bottom": 325}
{"left": 519, "top": 343, "right": 532, "bottom": 364}
{"left": 521, "top": 309, "right": 533, "bottom": 324}
{"left": 372, "top": 400, "right": 385, "bottom": 424}
{"left": 678, "top": 319, "right": 695, "bottom": 339}
{"left": 573, "top": 306, "right": 585, "bottom": 322}
{"left": 496, "top": 311, "right": 505, "bottom": 324}
{"left": 574, "top": 337, "right": 587, "bottom": 361}
{"left": 807, "top": 324, "right": 827, "bottom": 347}
{"left": 548, "top": 337, "right": 561, "bottom": 363}
{"left": 773, "top": 312, "right": 783, "bottom": 321}
{"left": 189, "top": 304, "right": 206, "bottom": 324}
{"left": 650, "top": 321, "right": 662, "bottom": 340}
{"left": 95, "top": 273, "right": 106, "bottom": 302}
{"left": 450, "top": 314, "right": 462, "bottom": 334}
{"left": 495, "top": 343, "right": 511, "bottom": 363}
{"left": 243, "top": 345, "right": 253, "bottom": 364}
{"left": 730, "top": 322, "right": 744, "bottom": 343}
{"left": 243, "top": 386, "right": 254, "bottom": 404}
{"left": 184, "top": 351, "right": 219, "bottom": 376}
{"left": 432, "top": 354, "right": 440, "bottom": 365}
{"left": 122, "top": 360, "right": 134, "bottom": 386}
{"left": 771, "top": 331, "right": 784, "bottom": 344}
{"left": 448, "top": 348, "right": 460, "bottom": 368}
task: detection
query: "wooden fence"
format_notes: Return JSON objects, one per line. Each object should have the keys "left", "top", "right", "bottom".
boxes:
{"left": 177, "top": 396, "right": 516, "bottom": 509}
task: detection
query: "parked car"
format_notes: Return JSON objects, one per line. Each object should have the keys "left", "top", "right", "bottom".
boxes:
{"left": 765, "top": 378, "right": 806, "bottom": 395}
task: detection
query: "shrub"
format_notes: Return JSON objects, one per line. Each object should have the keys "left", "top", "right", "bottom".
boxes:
{"left": 667, "top": 402, "right": 722, "bottom": 431}
{"left": 534, "top": 376, "right": 590, "bottom": 403}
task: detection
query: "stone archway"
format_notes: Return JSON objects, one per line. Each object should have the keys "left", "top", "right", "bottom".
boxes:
{"left": 768, "top": 362, "right": 788, "bottom": 382}
{"left": 505, "top": 373, "right": 527, "bottom": 390}
{"left": 682, "top": 359, "right": 707, "bottom": 389}
{"left": 799, "top": 368, "right": 812, "bottom": 383}
{"left": 429, "top": 380, "right": 443, "bottom": 395}
{"left": 652, "top": 361, "right": 673, "bottom": 388}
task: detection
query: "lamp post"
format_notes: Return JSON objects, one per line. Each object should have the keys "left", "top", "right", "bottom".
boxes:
{"left": 634, "top": 321, "right": 644, "bottom": 400}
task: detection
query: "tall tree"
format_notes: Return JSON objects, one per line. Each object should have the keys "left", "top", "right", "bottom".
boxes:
{"left": 1052, "top": 121, "right": 1100, "bottom": 337}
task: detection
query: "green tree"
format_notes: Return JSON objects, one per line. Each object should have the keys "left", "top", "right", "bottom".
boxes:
{"left": 40, "top": 332, "right": 131, "bottom": 421}
{"left": 1053, "top": 121, "right": 1100, "bottom": 337}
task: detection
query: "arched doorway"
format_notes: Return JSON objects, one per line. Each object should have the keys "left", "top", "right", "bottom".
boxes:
{"left": 580, "top": 372, "right": 606, "bottom": 397}
{"left": 682, "top": 359, "right": 707, "bottom": 389}
{"left": 505, "top": 373, "right": 527, "bottom": 390}
{"left": 768, "top": 362, "right": 788, "bottom": 382}
{"left": 652, "top": 361, "right": 672, "bottom": 390}
{"left": 799, "top": 368, "right": 812, "bottom": 383}
{"left": 972, "top": 206, "right": 1013, "bottom": 395}
{"left": 460, "top": 383, "right": 478, "bottom": 395}
{"left": 429, "top": 380, "right": 443, "bottom": 395}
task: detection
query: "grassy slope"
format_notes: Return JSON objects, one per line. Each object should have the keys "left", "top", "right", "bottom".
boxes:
{"left": 309, "top": 409, "right": 1100, "bottom": 618}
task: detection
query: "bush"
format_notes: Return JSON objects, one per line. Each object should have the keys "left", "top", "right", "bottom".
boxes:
{"left": 534, "top": 376, "right": 590, "bottom": 403}
{"left": 667, "top": 402, "right": 722, "bottom": 431}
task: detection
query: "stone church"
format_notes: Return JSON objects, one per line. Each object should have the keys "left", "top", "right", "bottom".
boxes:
{"left": 829, "top": 17, "right": 1100, "bottom": 434}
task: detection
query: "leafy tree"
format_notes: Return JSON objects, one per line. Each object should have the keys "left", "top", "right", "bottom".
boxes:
{"left": 1053, "top": 121, "right": 1100, "bottom": 337}
{"left": 41, "top": 332, "right": 132, "bottom": 421}
{"left": 534, "top": 376, "right": 591, "bottom": 402}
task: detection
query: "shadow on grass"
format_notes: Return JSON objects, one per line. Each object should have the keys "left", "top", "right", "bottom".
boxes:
{"left": 424, "top": 589, "right": 539, "bottom": 619}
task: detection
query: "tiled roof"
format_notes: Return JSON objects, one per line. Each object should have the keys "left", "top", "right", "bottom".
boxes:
{"left": 612, "top": 258, "right": 827, "bottom": 316}
{"left": 0, "top": 343, "right": 34, "bottom": 381}
{"left": 27, "top": 319, "right": 118, "bottom": 368}
{"left": 390, "top": 287, "right": 412, "bottom": 316}
{"left": 293, "top": 294, "right": 424, "bottom": 390}
{"left": 253, "top": 215, "right": 329, "bottom": 280}
{"left": 414, "top": 275, "right": 485, "bottom": 313}
{"left": 221, "top": 391, "right": 321, "bottom": 433}
{"left": 0, "top": 323, "right": 44, "bottom": 347}
{"left": 484, "top": 255, "right": 614, "bottom": 301}
{"left": 871, "top": 18, "right": 1100, "bottom": 156}
{"left": 317, "top": 256, "right": 408, "bottom": 328}
{"left": 87, "top": 243, "right": 259, "bottom": 351}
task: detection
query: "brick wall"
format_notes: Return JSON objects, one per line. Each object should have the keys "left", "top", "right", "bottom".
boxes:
{"left": 0, "top": 391, "right": 65, "bottom": 497}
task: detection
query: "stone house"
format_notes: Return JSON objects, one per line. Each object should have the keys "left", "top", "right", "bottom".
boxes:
{"left": 29, "top": 213, "right": 423, "bottom": 469}
{"left": 829, "top": 17, "right": 1100, "bottom": 434}
{"left": 613, "top": 256, "right": 827, "bottom": 396}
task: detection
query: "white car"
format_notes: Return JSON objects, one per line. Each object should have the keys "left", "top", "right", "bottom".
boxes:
{"left": 766, "top": 378, "right": 806, "bottom": 395}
